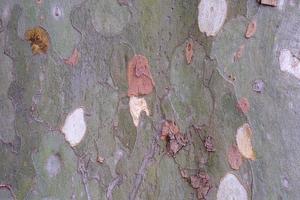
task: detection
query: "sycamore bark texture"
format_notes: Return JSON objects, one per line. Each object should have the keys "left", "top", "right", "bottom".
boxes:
{"left": 0, "top": 0, "right": 299, "bottom": 199}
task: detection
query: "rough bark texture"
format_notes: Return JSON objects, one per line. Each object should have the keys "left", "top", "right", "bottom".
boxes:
{"left": 0, "top": 0, "right": 299, "bottom": 199}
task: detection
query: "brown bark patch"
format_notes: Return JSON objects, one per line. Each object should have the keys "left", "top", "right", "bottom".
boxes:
{"left": 127, "top": 55, "right": 155, "bottom": 96}
{"left": 25, "top": 26, "right": 50, "bottom": 54}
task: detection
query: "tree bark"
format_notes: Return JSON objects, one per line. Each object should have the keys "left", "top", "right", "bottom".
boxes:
{"left": 0, "top": 0, "right": 299, "bottom": 199}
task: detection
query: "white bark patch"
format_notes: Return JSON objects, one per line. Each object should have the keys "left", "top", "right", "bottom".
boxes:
{"left": 129, "top": 96, "right": 150, "bottom": 127}
{"left": 197, "top": 0, "right": 227, "bottom": 36}
{"left": 279, "top": 49, "right": 300, "bottom": 79}
{"left": 61, "top": 107, "right": 86, "bottom": 147}
{"left": 236, "top": 123, "right": 256, "bottom": 160}
{"left": 217, "top": 173, "right": 248, "bottom": 200}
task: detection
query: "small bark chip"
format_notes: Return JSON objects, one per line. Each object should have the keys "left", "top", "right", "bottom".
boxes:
{"left": 204, "top": 136, "right": 215, "bottom": 152}
{"left": 236, "top": 97, "right": 250, "bottom": 114}
{"left": 245, "top": 20, "right": 257, "bottom": 38}
{"left": 180, "top": 169, "right": 189, "bottom": 179}
{"left": 127, "top": 55, "right": 155, "bottom": 96}
{"left": 234, "top": 44, "right": 245, "bottom": 62}
{"left": 64, "top": 48, "right": 80, "bottom": 66}
{"left": 185, "top": 40, "right": 194, "bottom": 64}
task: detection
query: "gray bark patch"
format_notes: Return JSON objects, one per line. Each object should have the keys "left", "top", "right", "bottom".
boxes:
{"left": 45, "top": 154, "right": 62, "bottom": 178}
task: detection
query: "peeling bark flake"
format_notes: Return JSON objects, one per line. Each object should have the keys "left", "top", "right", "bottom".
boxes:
{"left": 245, "top": 20, "right": 257, "bottom": 39}
{"left": 234, "top": 44, "right": 245, "bottom": 62}
{"left": 217, "top": 173, "right": 247, "bottom": 200}
{"left": 204, "top": 136, "right": 215, "bottom": 152}
{"left": 61, "top": 107, "right": 87, "bottom": 147}
{"left": 129, "top": 96, "right": 150, "bottom": 127}
{"left": 227, "top": 144, "right": 243, "bottom": 170}
{"left": 161, "top": 120, "right": 188, "bottom": 156}
{"left": 236, "top": 97, "right": 250, "bottom": 114}
{"left": 279, "top": 49, "right": 300, "bottom": 80}
{"left": 127, "top": 55, "right": 155, "bottom": 96}
{"left": 185, "top": 40, "right": 193, "bottom": 64}
{"left": 182, "top": 172, "right": 211, "bottom": 200}
{"left": 25, "top": 26, "right": 50, "bottom": 54}
{"left": 198, "top": 0, "right": 227, "bottom": 36}
{"left": 236, "top": 123, "right": 256, "bottom": 160}
{"left": 64, "top": 48, "right": 80, "bottom": 66}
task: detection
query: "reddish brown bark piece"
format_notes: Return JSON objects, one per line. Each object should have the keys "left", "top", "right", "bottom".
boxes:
{"left": 259, "top": 0, "right": 277, "bottom": 6}
{"left": 180, "top": 170, "right": 211, "bottom": 200}
{"left": 227, "top": 144, "right": 243, "bottom": 170}
{"left": 245, "top": 20, "right": 257, "bottom": 39}
{"left": 168, "top": 140, "right": 181, "bottom": 154}
{"left": 191, "top": 172, "right": 211, "bottom": 200}
{"left": 234, "top": 44, "right": 245, "bottom": 62}
{"left": 127, "top": 55, "right": 155, "bottom": 96}
{"left": 185, "top": 40, "right": 193, "bottom": 64}
{"left": 204, "top": 136, "right": 215, "bottom": 152}
{"left": 191, "top": 175, "right": 202, "bottom": 189}
{"left": 64, "top": 48, "right": 80, "bottom": 66}
{"left": 236, "top": 97, "right": 250, "bottom": 114}
{"left": 161, "top": 120, "right": 188, "bottom": 156}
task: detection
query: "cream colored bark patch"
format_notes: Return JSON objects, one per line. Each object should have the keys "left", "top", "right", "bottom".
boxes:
{"left": 217, "top": 173, "right": 247, "bottom": 200}
{"left": 236, "top": 123, "right": 256, "bottom": 160}
{"left": 61, "top": 108, "right": 86, "bottom": 147}
{"left": 279, "top": 49, "right": 300, "bottom": 79}
{"left": 197, "top": 0, "right": 227, "bottom": 36}
{"left": 129, "top": 96, "right": 150, "bottom": 127}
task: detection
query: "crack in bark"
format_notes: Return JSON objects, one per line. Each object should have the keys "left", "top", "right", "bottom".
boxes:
{"left": 0, "top": 137, "right": 19, "bottom": 154}
{"left": 106, "top": 176, "right": 123, "bottom": 200}
{"left": 129, "top": 135, "right": 159, "bottom": 200}
{"left": 78, "top": 157, "right": 92, "bottom": 200}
